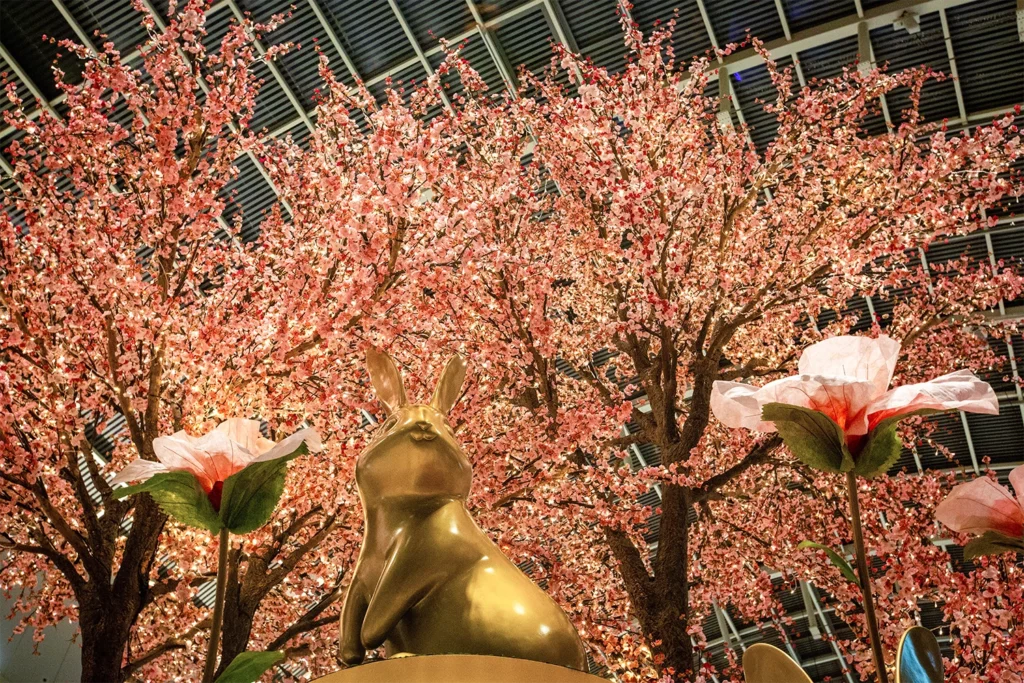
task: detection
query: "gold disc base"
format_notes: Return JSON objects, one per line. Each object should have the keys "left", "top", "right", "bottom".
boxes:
{"left": 313, "top": 655, "right": 607, "bottom": 683}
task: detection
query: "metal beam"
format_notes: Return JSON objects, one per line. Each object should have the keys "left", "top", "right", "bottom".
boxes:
{"left": 799, "top": 580, "right": 822, "bottom": 639}
{"left": 624, "top": 429, "right": 663, "bottom": 500}
{"left": 385, "top": 0, "right": 454, "bottom": 113}
{"left": 1005, "top": 341, "right": 1024, "bottom": 435}
{"left": 135, "top": 0, "right": 292, "bottom": 218}
{"left": 918, "top": 247, "right": 936, "bottom": 295}
{"left": 858, "top": 22, "right": 892, "bottom": 127}
{"left": 540, "top": 0, "right": 584, "bottom": 83}
{"left": 938, "top": 9, "right": 968, "bottom": 125}
{"left": 223, "top": 0, "right": 315, "bottom": 131}
{"left": 541, "top": 0, "right": 579, "bottom": 53}
{"left": 0, "top": 43, "right": 58, "bottom": 118}
{"left": 719, "top": 0, "right": 978, "bottom": 75}
{"left": 713, "top": 602, "right": 747, "bottom": 653}
{"left": 693, "top": 0, "right": 753, "bottom": 135}
{"left": 959, "top": 411, "right": 981, "bottom": 475}
{"left": 805, "top": 584, "right": 858, "bottom": 683}
{"left": 50, "top": 0, "right": 99, "bottom": 52}
{"left": 910, "top": 444, "right": 925, "bottom": 473}
{"left": 863, "top": 294, "right": 877, "bottom": 325}
{"left": 266, "top": 0, "right": 546, "bottom": 137}
{"left": 0, "top": 153, "right": 16, "bottom": 177}
{"left": 773, "top": 616, "right": 803, "bottom": 666}
{"left": 692, "top": 636, "right": 722, "bottom": 683}
{"left": 694, "top": 0, "right": 718, "bottom": 48}
{"left": 306, "top": 0, "right": 363, "bottom": 85}
{"left": 774, "top": 0, "right": 793, "bottom": 40}
{"left": 771, "top": 1, "right": 808, "bottom": 85}
{"left": 985, "top": 231, "right": 1007, "bottom": 318}
{"left": 617, "top": 0, "right": 634, "bottom": 24}
{"left": 466, "top": 0, "right": 520, "bottom": 94}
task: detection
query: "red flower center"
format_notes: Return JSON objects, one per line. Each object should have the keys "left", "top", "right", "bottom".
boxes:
{"left": 208, "top": 480, "right": 225, "bottom": 511}
{"left": 845, "top": 433, "right": 867, "bottom": 456}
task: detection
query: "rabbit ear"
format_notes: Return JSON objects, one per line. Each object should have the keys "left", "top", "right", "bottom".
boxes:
{"left": 431, "top": 355, "right": 468, "bottom": 415}
{"left": 366, "top": 348, "right": 407, "bottom": 415}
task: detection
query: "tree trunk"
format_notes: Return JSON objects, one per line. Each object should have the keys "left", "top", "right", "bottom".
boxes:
{"left": 651, "top": 611, "right": 694, "bottom": 680}
{"left": 78, "top": 497, "right": 166, "bottom": 683}
{"left": 80, "top": 609, "right": 137, "bottom": 683}
{"left": 631, "top": 564, "right": 695, "bottom": 680}
{"left": 652, "top": 484, "right": 694, "bottom": 679}
{"left": 214, "top": 580, "right": 257, "bottom": 679}
{"left": 607, "top": 482, "right": 696, "bottom": 680}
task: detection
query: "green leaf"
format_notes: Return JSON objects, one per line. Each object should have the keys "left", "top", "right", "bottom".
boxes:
{"left": 962, "top": 530, "right": 1024, "bottom": 560}
{"left": 798, "top": 540, "right": 859, "bottom": 585}
{"left": 853, "top": 419, "right": 902, "bottom": 478}
{"left": 111, "top": 471, "right": 222, "bottom": 534}
{"left": 762, "top": 403, "right": 854, "bottom": 474}
{"left": 219, "top": 442, "right": 311, "bottom": 534}
{"left": 854, "top": 410, "right": 938, "bottom": 479}
{"left": 213, "top": 650, "right": 285, "bottom": 683}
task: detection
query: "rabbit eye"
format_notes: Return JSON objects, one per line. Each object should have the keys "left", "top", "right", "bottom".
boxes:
{"left": 379, "top": 415, "right": 398, "bottom": 433}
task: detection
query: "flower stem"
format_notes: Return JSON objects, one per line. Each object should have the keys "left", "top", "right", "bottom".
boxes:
{"left": 202, "top": 527, "right": 230, "bottom": 683}
{"left": 846, "top": 471, "right": 888, "bottom": 683}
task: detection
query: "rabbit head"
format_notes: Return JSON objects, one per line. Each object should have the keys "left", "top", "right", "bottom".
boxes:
{"left": 356, "top": 348, "right": 473, "bottom": 501}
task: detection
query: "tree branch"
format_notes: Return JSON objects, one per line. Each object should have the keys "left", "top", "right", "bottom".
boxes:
{"left": 602, "top": 527, "right": 652, "bottom": 611}
{"left": 121, "top": 618, "right": 210, "bottom": 676}
{"left": 265, "top": 587, "right": 343, "bottom": 651}
{"left": 692, "top": 436, "right": 783, "bottom": 503}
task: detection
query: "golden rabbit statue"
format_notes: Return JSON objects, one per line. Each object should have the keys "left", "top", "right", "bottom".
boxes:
{"left": 742, "top": 625, "right": 943, "bottom": 683}
{"left": 338, "top": 349, "right": 588, "bottom": 671}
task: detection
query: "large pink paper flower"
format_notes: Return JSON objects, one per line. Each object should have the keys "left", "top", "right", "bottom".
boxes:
{"left": 112, "top": 418, "right": 322, "bottom": 511}
{"left": 711, "top": 335, "right": 998, "bottom": 476}
{"left": 936, "top": 466, "right": 1024, "bottom": 539}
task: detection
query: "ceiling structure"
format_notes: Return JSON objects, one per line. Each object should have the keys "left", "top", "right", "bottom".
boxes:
{"left": 1, "top": 0, "right": 1023, "bottom": 681}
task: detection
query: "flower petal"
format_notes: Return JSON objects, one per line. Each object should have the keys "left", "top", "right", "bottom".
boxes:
{"left": 797, "top": 335, "right": 900, "bottom": 398}
{"left": 866, "top": 369, "right": 999, "bottom": 431}
{"left": 253, "top": 427, "right": 323, "bottom": 463}
{"left": 765, "top": 376, "right": 878, "bottom": 435}
{"left": 712, "top": 376, "right": 878, "bottom": 435}
{"left": 154, "top": 430, "right": 256, "bottom": 491}
{"left": 711, "top": 381, "right": 771, "bottom": 431}
{"left": 197, "top": 430, "right": 261, "bottom": 484}
{"left": 1010, "top": 464, "right": 1024, "bottom": 513}
{"left": 153, "top": 433, "right": 215, "bottom": 488}
{"left": 215, "top": 418, "right": 268, "bottom": 454}
{"left": 109, "top": 459, "right": 170, "bottom": 486}
{"left": 935, "top": 476, "right": 1024, "bottom": 538}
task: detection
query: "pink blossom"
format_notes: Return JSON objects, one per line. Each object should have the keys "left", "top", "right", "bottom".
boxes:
{"left": 711, "top": 335, "right": 998, "bottom": 452}
{"left": 935, "top": 466, "right": 1024, "bottom": 539}
{"left": 111, "top": 418, "right": 322, "bottom": 510}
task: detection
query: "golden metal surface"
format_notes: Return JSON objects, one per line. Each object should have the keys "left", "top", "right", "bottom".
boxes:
{"left": 895, "top": 626, "right": 943, "bottom": 683}
{"left": 315, "top": 654, "right": 605, "bottom": 682}
{"left": 742, "top": 643, "right": 813, "bottom": 683}
{"left": 338, "top": 350, "right": 588, "bottom": 671}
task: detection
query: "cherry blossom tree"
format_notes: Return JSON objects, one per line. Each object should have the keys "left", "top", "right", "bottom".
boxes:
{"left": 0, "top": 3, "right": 481, "bottom": 681}
{"left": 0, "top": 3, "right": 367, "bottom": 681}
{"left": 387, "top": 17, "right": 1024, "bottom": 682}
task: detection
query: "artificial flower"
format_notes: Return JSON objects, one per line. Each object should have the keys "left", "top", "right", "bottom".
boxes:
{"left": 112, "top": 418, "right": 322, "bottom": 533}
{"left": 935, "top": 465, "right": 1024, "bottom": 558}
{"left": 711, "top": 335, "right": 998, "bottom": 476}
